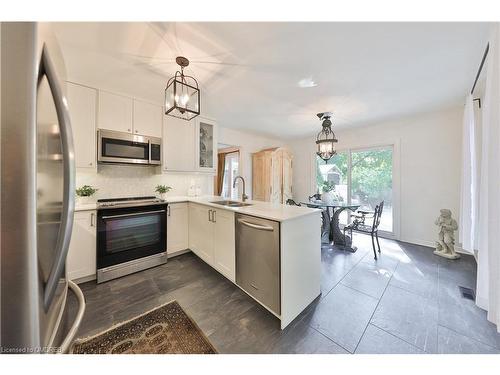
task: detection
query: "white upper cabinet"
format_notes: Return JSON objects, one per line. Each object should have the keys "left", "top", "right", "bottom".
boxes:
{"left": 133, "top": 99, "right": 163, "bottom": 138}
{"left": 196, "top": 117, "right": 217, "bottom": 173}
{"left": 66, "top": 82, "right": 97, "bottom": 169}
{"left": 162, "top": 114, "right": 196, "bottom": 171}
{"left": 97, "top": 91, "right": 133, "bottom": 134}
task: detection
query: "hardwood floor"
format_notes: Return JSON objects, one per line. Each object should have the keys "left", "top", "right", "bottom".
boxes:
{"left": 67, "top": 234, "right": 500, "bottom": 354}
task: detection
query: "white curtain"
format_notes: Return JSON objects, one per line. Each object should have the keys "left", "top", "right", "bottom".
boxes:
{"left": 459, "top": 94, "right": 478, "bottom": 253}
{"left": 476, "top": 23, "right": 500, "bottom": 332}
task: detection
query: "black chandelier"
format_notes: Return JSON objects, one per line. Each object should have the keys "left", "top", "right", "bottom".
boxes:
{"left": 165, "top": 56, "right": 200, "bottom": 121}
{"left": 316, "top": 112, "right": 338, "bottom": 162}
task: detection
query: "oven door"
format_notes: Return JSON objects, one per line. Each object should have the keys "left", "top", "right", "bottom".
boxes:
{"left": 98, "top": 129, "right": 150, "bottom": 165}
{"left": 97, "top": 205, "right": 167, "bottom": 269}
{"left": 149, "top": 140, "right": 161, "bottom": 165}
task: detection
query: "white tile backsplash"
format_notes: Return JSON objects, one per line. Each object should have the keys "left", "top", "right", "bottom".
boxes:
{"left": 76, "top": 165, "right": 213, "bottom": 200}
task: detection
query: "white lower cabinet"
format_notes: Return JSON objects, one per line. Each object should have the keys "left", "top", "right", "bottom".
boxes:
{"left": 188, "top": 203, "right": 215, "bottom": 264}
{"left": 167, "top": 203, "right": 189, "bottom": 254}
{"left": 188, "top": 203, "right": 235, "bottom": 281}
{"left": 213, "top": 209, "right": 236, "bottom": 281}
{"left": 67, "top": 210, "right": 96, "bottom": 281}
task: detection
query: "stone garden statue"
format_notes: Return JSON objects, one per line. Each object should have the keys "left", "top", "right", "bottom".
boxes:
{"left": 434, "top": 209, "right": 460, "bottom": 259}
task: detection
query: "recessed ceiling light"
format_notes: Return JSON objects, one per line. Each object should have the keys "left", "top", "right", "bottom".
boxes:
{"left": 298, "top": 77, "right": 318, "bottom": 88}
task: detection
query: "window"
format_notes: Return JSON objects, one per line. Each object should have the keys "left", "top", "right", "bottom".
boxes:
{"left": 221, "top": 152, "right": 239, "bottom": 199}
{"left": 315, "top": 145, "right": 394, "bottom": 234}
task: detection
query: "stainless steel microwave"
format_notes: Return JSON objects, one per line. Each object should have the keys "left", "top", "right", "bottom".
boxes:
{"left": 97, "top": 129, "right": 161, "bottom": 166}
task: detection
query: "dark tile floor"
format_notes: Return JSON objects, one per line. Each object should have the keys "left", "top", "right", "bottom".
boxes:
{"left": 68, "top": 234, "right": 500, "bottom": 354}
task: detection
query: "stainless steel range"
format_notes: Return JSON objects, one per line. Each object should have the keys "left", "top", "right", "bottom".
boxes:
{"left": 96, "top": 196, "right": 168, "bottom": 283}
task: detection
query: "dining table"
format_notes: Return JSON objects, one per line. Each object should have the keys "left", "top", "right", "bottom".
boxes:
{"left": 301, "top": 201, "right": 360, "bottom": 252}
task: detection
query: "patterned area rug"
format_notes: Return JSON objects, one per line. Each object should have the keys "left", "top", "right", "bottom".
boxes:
{"left": 71, "top": 300, "right": 217, "bottom": 354}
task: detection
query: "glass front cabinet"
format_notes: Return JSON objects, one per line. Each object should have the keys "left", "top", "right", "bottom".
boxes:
{"left": 196, "top": 117, "right": 217, "bottom": 172}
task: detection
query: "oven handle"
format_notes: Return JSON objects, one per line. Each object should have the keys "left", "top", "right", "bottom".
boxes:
{"left": 101, "top": 209, "right": 166, "bottom": 220}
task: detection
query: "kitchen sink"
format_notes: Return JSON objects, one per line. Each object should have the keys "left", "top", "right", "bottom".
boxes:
{"left": 210, "top": 200, "right": 253, "bottom": 207}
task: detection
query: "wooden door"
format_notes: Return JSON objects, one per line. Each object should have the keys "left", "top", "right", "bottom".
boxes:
{"left": 252, "top": 151, "right": 271, "bottom": 201}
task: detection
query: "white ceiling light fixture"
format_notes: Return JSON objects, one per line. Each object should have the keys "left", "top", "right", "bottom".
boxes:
{"left": 165, "top": 56, "right": 200, "bottom": 121}
{"left": 298, "top": 77, "right": 318, "bottom": 88}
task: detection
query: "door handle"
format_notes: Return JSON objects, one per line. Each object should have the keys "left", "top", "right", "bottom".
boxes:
{"left": 237, "top": 219, "right": 274, "bottom": 232}
{"left": 57, "top": 280, "right": 85, "bottom": 353}
{"left": 38, "top": 44, "right": 76, "bottom": 311}
{"left": 167, "top": 206, "right": 171, "bottom": 216}
{"left": 212, "top": 210, "right": 216, "bottom": 223}
{"left": 90, "top": 212, "right": 95, "bottom": 226}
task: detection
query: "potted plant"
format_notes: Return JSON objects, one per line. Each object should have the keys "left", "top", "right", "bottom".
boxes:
{"left": 155, "top": 185, "right": 172, "bottom": 200}
{"left": 320, "top": 181, "right": 337, "bottom": 205}
{"left": 75, "top": 185, "right": 98, "bottom": 205}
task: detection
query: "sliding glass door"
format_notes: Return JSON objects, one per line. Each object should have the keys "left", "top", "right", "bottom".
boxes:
{"left": 315, "top": 145, "right": 394, "bottom": 234}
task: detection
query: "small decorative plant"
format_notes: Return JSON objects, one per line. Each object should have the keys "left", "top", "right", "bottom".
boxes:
{"left": 321, "top": 181, "right": 335, "bottom": 193}
{"left": 155, "top": 185, "right": 172, "bottom": 199}
{"left": 76, "top": 185, "right": 98, "bottom": 197}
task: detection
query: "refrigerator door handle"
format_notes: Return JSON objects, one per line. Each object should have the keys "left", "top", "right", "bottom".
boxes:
{"left": 38, "top": 44, "right": 76, "bottom": 311}
{"left": 59, "top": 280, "right": 86, "bottom": 353}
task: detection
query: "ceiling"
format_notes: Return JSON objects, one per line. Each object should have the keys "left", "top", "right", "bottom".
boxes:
{"left": 53, "top": 22, "right": 490, "bottom": 139}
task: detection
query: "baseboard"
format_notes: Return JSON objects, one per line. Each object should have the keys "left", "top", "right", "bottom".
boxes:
{"left": 398, "top": 237, "right": 475, "bottom": 258}
{"left": 72, "top": 274, "right": 96, "bottom": 284}
{"left": 167, "top": 249, "right": 192, "bottom": 258}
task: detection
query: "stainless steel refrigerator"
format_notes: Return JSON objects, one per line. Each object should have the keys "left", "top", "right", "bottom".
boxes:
{"left": 1, "top": 22, "right": 85, "bottom": 353}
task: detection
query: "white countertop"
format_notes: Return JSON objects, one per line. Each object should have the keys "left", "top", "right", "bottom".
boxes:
{"left": 75, "top": 195, "right": 320, "bottom": 222}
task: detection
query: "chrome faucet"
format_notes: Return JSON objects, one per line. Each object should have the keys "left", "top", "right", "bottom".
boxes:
{"left": 233, "top": 175, "right": 249, "bottom": 202}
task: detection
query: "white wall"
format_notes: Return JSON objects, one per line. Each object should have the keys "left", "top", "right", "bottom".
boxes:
{"left": 289, "top": 107, "right": 463, "bottom": 247}
{"left": 217, "top": 127, "right": 285, "bottom": 198}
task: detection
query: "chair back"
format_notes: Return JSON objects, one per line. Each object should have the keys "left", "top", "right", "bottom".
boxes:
{"left": 308, "top": 193, "right": 321, "bottom": 202}
{"left": 372, "top": 201, "right": 384, "bottom": 231}
{"left": 286, "top": 199, "right": 301, "bottom": 206}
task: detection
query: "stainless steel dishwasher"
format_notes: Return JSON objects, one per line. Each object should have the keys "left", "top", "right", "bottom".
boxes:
{"left": 235, "top": 214, "right": 280, "bottom": 315}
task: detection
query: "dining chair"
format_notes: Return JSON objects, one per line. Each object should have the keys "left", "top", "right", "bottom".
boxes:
{"left": 343, "top": 201, "right": 384, "bottom": 259}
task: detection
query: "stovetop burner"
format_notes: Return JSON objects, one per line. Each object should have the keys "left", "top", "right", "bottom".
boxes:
{"left": 97, "top": 196, "right": 166, "bottom": 209}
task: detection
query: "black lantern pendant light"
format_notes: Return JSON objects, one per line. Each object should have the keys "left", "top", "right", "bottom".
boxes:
{"left": 316, "top": 112, "right": 338, "bottom": 162}
{"left": 165, "top": 56, "right": 200, "bottom": 121}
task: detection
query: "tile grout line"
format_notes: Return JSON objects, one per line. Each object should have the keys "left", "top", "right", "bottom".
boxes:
{"left": 369, "top": 321, "right": 429, "bottom": 354}
{"left": 308, "top": 326, "right": 353, "bottom": 354}
{"left": 318, "top": 246, "right": 370, "bottom": 301}
{"left": 352, "top": 258, "right": 400, "bottom": 353}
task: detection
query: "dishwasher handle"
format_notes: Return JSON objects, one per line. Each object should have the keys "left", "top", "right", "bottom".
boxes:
{"left": 237, "top": 218, "right": 275, "bottom": 232}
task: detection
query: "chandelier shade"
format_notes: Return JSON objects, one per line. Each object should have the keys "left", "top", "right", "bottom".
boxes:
{"left": 165, "top": 57, "right": 200, "bottom": 121}
{"left": 315, "top": 112, "right": 338, "bottom": 162}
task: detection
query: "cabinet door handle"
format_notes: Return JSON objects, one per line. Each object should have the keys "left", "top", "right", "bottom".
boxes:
{"left": 213, "top": 210, "right": 216, "bottom": 223}
{"left": 208, "top": 209, "right": 212, "bottom": 222}
{"left": 90, "top": 212, "right": 95, "bottom": 227}
{"left": 167, "top": 206, "right": 170, "bottom": 216}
